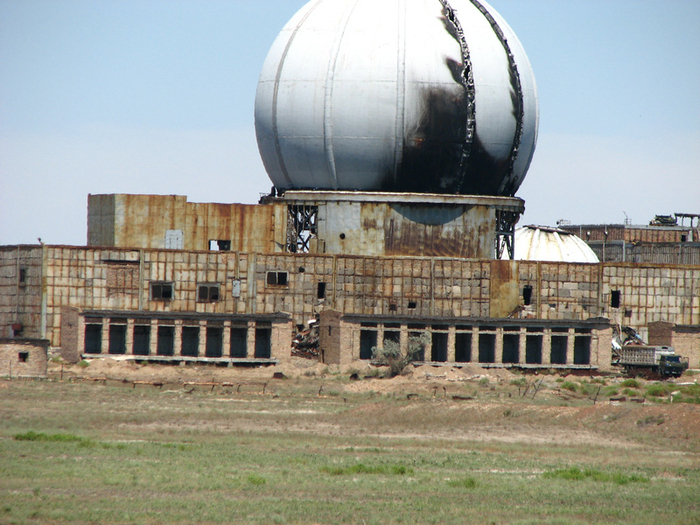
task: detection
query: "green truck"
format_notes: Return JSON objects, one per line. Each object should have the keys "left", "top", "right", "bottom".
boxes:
{"left": 616, "top": 345, "right": 689, "bottom": 378}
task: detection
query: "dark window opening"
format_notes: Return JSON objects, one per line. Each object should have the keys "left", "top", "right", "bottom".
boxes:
{"left": 409, "top": 331, "right": 427, "bottom": 361}
{"left": 523, "top": 285, "right": 533, "bottom": 305}
{"left": 205, "top": 327, "right": 223, "bottom": 358}
{"left": 19, "top": 268, "right": 27, "bottom": 285}
{"left": 550, "top": 335, "right": 568, "bottom": 365}
{"left": 230, "top": 327, "right": 248, "bottom": 358}
{"left": 478, "top": 333, "right": 496, "bottom": 363}
{"left": 611, "top": 290, "right": 621, "bottom": 309}
{"left": 181, "top": 326, "right": 200, "bottom": 357}
{"left": 574, "top": 336, "right": 591, "bottom": 365}
{"left": 383, "top": 331, "right": 400, "bottom": 346}
{"left": 359, "top": 330, "right": 377, "bottom": 360}
{"left": 317, "top": 282, "right": 326, "bottom": 299}
{"left": 681, "top": 234, "right": 687, "bottom": 242}
{"left": 339, "top": 233, "right": 346, "bottom": 240}
{"left": 455, "top": 333, "right": 471, "bottom": 362}
{"left": 266, "top": 271, "right": 288, "bottom": 286}
{"left": 108, "top": 324, "right": 127, "bottom": 355}
{"left": 287, "top": 204, "right": 318, "bottom": 253}
{"left": 12, "top": 323, "right": 23, "bottom": 337}
{"left": 209, "top": 240, "right": 231, "bottom": 251}
{"left": 133, "top": 325, "right": 151, "bottom": 356}
{"left": 431, "top": 332, "right": 448, "bottom": 362}
{"left": 85, "top": 324, "right": 102, "bottom": 354}
{"left": 157, "top": 326, "right": 175, "bottom": 356}
{"left": 388, "top": 303, "right": 397, "bottom": 312}
{"left": 408, "top": 301, "right": 417, "bottom": 309}
{"left": 525, "top": 335, "right": 543, "bottom": 364}
{"left": 18, "top": 351, "right": 29, "bottom": 363}
{"left": 151, "top": 282, "right": 173, "bottom": 301}
{"left": 197, "top": 284, "right": 220, "bottom": 302}
{"left": 503, "top": 334, "right": 520, "bottom": 364}
{"left": 255, "top": 328, "right": 272, "bottom": 358}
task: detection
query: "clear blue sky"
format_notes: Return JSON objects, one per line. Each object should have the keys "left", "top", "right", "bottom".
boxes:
{"left": 1, "top": 0, "right": 699, "bottom": 245}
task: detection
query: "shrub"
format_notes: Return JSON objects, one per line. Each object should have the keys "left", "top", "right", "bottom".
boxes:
{"left": 561, "top": 381, "right": 577, "bottom": 392}
{"left": 447, "top": 477, "right": 477, "bottom": 489}
{"left": 603, "top": 387, "right": 620, "bottom": 397}
{"left": 15, "top": 431, "right": 82, "bottom": 442}
{"left": 544, "top": 467, "right": 648, "bottom": 485}
{"left": 645, "top": 383, "right": 673, "bottom": 398}
{"left": 636, "top": 415, "right": 665, "bottom": 427}
{"left": 246, "top": 475, "right": 267, "bottom": 485}
{"left": 321, "top": 463, "right": 414, "bottom": 476}
{"left": 14, "top": 432, "right": 94, "bottom": 447}
{"left": 78, "top": 360, "right": 90, "bottom": 368}
{"left": 620, "top": 378, "right": 641, "bottom": 388}
{"left": 372, "top": 332, "right": 429, "bottom": 378}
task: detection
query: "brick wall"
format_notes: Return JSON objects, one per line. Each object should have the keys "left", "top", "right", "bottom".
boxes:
{"left": 2, "top": 245, "right": 699, "bottom": 352}
{"left": 0, "top": 338, "right": 48, "bottom": 378}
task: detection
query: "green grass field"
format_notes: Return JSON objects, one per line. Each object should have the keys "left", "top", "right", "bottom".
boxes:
{"left": 1, "top": 377, "right": 699, "bottom": 524}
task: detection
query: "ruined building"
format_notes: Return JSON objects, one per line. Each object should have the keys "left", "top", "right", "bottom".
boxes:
{"left": 1, "top": 0, "right": 698, "bottom": 377}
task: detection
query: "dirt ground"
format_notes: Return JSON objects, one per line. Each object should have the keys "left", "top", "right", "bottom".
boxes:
{"left": 43, "top": 357, "right": 700, "bottom": 454}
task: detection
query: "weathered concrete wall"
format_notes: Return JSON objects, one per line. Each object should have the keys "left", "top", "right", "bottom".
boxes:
{"left": 0, "top": 338, "right": 48, "bottom": 378}
{"left": 319, "top": 309, "right": 343, "bottom": 365}
{"left": 89, "top": 192, "right": 524, "bottom": 259}
{"left": 88, "top": 194, "right": 287, "bottom": 253}
{"left": 648, "top": 322, "right": 700, "bottom": 369}
{"left": 59, "top": 306, "right": 80, "bottom": 363}
{"left": 325, "top": 316, "right": 613, "bottom": 371}
{"left": 672, "top": 327, "right": 700, "bottom": 369}
{"left": 561, "top": 224, "right": 694, "bottom": 243}
{"left": 587, "top": 242, "right": 700, "bottom": 265}
{"left": 1, "top": 245, "right": 699, "bottom": 353}
{"left": 0, "top": 246, "right": 45, "bottom": 340}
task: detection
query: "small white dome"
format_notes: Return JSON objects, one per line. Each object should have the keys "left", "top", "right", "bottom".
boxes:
{"left": 506, "top": 225, "right": 600, "bottom": 263}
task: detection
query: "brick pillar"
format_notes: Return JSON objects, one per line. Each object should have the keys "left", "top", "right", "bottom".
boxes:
{"left": 100, "top": 321, "right": 109, "bottom": 355}
{"left": 495, "top": 327, "right": 504, "bottom": 364}
{"left": 149, "top": 319, "right": 158, "bottom": 355}
{"left": 542, "top": 329, "right": 552, "bottom": 365}
{"left": 447, "top": 326, "right": 456, "bottom": 362}
{"left": 566, "top": 328, "right": 575, "bottom": 365}
{"left": 246, "top": 321, "right": 256, "bottom": 358}
{"left": 223, "top": 321, "right": 231, "bottom": 357}
{"left": 126, "top": 319, "right": 135, "bottom": 355}
{"left": 174, "top": 320, "right": 183, "bottom": 357}
{"left": 198, "top": 320, "right": 207, "bottom": 357}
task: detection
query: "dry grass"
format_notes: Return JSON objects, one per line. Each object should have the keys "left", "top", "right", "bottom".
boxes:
{"left": 1, "top": 372, "right": 699, "bottom": 524}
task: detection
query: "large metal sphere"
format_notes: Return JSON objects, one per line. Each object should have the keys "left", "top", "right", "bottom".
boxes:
{"left": 255, "top": 0, "right": 539, "bottom": 196}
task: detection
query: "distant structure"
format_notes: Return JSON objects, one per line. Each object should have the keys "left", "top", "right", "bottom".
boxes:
{"left": 505, "top": 225, "right": 599, "bottom": 263}
{"left": 559, "top": 213, "right": 700, "bottom": 265}
{"left": 1, "top": 1, "right": 698, "bottom": 375}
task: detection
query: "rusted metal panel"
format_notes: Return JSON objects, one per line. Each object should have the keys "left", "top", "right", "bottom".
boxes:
{"left": 313, "top": 195, "right": 503, "bottom": 258}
